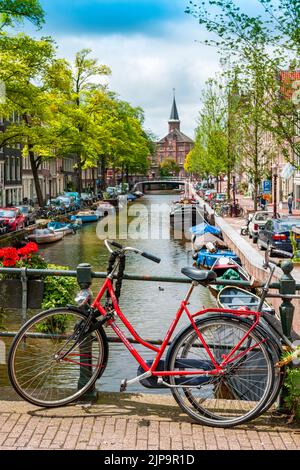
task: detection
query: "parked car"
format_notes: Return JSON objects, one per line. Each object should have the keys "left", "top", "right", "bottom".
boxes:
{"left": 0, "top": 208, "right": 26, "bottom": 232}
{"left": 0, "top": 220, "right": 8, "bottom": 235}
{"left": 204, "top": 189, "right": 217, "bottom": 202}
{"left": 248, "top": 211, "right": 279, "bottom": 243}
{"left": 257, "top": 217, "right": 300, "bottom": 254}
{"left": 15, "top": 205, "right": 37, "bottom": 226}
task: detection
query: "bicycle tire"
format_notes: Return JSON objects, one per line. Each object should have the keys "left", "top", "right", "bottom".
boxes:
{"left": 8, "top": 307, "right": 109, "bottom": 408}
{"left": 165, "top": 316, "right": 274, "bottom": 428}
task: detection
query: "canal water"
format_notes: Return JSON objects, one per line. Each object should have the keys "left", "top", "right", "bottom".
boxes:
{"left": 0, "top": 193, "right": 216, "bottom": 395}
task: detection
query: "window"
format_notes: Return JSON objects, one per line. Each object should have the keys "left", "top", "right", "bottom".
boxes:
{"left": 16, "top": 157, "right": 20, "bottom": 180}
{"left": 5, "top": 156, "right": 10, "bottom": 181}
{"left": 11, "top": 156, "right": 15, "bottom": 180}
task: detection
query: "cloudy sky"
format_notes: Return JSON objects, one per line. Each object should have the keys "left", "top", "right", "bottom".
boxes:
{"left": 21, "top": 0, "right": 257, "bottom": 139}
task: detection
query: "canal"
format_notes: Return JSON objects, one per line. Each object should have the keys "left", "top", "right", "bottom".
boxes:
{"left": 0, "top": 193, "right": 216, "bottom": 396}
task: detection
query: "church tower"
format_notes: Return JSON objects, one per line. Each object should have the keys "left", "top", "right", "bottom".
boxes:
{"left": 168, "top": 90, "right": 180, "bottom": 133}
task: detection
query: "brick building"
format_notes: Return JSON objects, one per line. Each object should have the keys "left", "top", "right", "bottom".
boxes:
{"left": 152, "top": 94, "right": 194, "bottom": 178}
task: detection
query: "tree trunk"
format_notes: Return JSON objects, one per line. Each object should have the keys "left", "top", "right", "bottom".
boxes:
{"left": 75, "top": 153, "right": 82, "bottom": 195}
{"left": 99, "top": 155, "right": 106, "bottom": 191}
{"left": 253, "top": 120, "right": 259, "bottom": 211}
{"left": 29, "top": 148, "right": 44, "bottom": 207}
{"left": 125, "top": 168, "right": 129, "bottom": 184}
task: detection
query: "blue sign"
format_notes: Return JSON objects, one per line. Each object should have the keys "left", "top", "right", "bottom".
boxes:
{"left": 263, "top": 180, "right": 271, "bottom": 194}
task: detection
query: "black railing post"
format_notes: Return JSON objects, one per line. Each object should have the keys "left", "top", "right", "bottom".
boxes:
{"left": 76, "top": 263, "right": 97, "bottom": 402}
{"left": 277, "top": 259, "right": 296, "bottom": 413}
{"left": 279, "top": 260, "right": 296, "bottom": 339}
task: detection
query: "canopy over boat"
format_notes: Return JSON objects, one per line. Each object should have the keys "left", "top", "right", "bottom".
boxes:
{"left": 189, "top": 222, "right": 221, "bottom": 237}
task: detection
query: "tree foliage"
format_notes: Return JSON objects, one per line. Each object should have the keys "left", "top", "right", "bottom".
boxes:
{"left": 0, "top": 0, "right": 44, "bottom": 30}
{"left": 159, "top": 158, "right": 180, "bottom": 177}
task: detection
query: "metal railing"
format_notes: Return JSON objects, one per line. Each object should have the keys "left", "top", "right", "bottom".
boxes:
{"left": 0, "top": 260, "right": 299, "bottom": 338}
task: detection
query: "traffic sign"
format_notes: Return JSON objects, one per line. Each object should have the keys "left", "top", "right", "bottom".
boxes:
{"left": 263, "top": 180, "right": 271, "bottom": 194}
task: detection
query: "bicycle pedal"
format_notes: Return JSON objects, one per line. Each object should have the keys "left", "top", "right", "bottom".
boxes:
{"left": 120, "top": 379, "right": 127, "bottom": 392}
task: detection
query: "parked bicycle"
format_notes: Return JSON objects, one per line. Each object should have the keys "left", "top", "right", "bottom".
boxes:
{"left": 7, "top": 241, "right": 299, "bottom": 428}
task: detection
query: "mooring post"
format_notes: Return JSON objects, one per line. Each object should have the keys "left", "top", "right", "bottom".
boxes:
{"left": 20, "top": 267, "right": 28, "bottom": 326}
{"left": 76, "top": 263, "right": 97, "bottom": 401}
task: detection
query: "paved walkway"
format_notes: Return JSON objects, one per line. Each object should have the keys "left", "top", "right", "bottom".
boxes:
{"left": 0, "top": 393, "right": 299, "bottom": 450}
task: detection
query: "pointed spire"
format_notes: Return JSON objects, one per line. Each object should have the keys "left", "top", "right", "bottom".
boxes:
{"left": 169, "top": 88, "right": 180, "bottom": 121}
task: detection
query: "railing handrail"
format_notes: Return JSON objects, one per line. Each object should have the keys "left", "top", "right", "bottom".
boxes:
{"left": 0, "top": 265, "right": 292, "bottom": 290}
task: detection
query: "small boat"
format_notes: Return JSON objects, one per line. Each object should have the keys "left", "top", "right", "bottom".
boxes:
{"left": 95, "top": 202, "right": 116, "bottom": 217}
{"left": 212, "top": 255, "right": 249, "bottom": 279}
{"left": 28, "top": 228, "right": 64, "bottom": 244}
{"left": 208, "top": 256, "right": 251, "bottom": 298}
{"left": 192, "top": 233, "right": 227, "bottom": 253}
{"left": 47, "top": 221, "right": 75, "bottom": 236}
{"left": 195, "top": 249, "right": 241, "bottom": 270}
{"left": 75, "top": 211, "right": 100, "bottom": 223}
{"left": 217, "top": 286, "right": 272, "bottom": 312}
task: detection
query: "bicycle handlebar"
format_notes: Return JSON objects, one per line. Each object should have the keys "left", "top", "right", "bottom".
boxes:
{"left": 141, "top": 252, "right": 161, "bottom": 264}
{"left": 105, "top": 239, "right": 161, "bottom": 264}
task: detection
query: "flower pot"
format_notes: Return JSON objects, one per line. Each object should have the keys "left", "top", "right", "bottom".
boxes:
{"left": 0, "top": 279, "right": 44, "bottom": 309}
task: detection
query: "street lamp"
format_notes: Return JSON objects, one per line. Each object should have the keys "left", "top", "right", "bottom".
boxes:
{"left": 272, "top": 164, "right": 278, "bottom": 219}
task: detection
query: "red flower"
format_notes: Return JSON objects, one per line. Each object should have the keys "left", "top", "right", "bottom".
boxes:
{"left": 18, "top": 242, "right": 39, "bottom": 257}
{"left": 3, "top": 258, "right": 18, "bottom": 267}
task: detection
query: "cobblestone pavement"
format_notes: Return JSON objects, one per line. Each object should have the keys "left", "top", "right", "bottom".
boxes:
{"left": 0, "top": 393, "right": 299, "bottom": 450}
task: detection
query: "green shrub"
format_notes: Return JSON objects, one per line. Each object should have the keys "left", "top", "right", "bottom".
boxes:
{"left": 36, "top": 264, "right": 78, "bottom": 334}
{"left": 284, "top": 367, "right": 300, "bottom": 421}
{"left": 41, "top": 264, "right": 78, "bottom": 310}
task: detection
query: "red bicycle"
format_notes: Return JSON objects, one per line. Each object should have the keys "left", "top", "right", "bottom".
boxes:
{"left": 8, "top": 239, "right": 279, "bottom": 428}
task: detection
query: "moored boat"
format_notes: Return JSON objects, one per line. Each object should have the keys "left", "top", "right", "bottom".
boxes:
{"left": 208, "top": 255, "right": 251, "bottom": 298}
{"left": 217, "top": 286, "right": 272, "bottom": 312}
{"left": 28, "top": 228, "right": 64, "bottom": 244}
{"left": 95, "top": 202, "right": 116, "bottom": 218}
{"left": 47, "top": 221, "right": 74, "bottom": 236}
{"left": 75, "top": 211, "right": 100, "bottom": 223}
{"left": 195, "top": 249, "right": 241, "bottom": 270}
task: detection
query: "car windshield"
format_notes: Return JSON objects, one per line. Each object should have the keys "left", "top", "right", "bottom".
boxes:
{"left": 17, "top": 206, "right": 28, "bottom": 214}
{"left": 255, "top": 213, "right": 269, "bottom": 221}
{"left": 0, "top": 210, "right": 15, "bottom": 218}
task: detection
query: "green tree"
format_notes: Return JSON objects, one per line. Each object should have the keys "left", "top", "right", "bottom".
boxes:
{"left": 0, "top": 35, "right": 57, "bottom": 206}
{"left": 0, "top": 0, "right": 44, "bottom": 30}
{"left": 186, "top": 0, "right": 300, "bottom": 169}
{"left": 185, "top": 78, "right": 234, "bottom": 196}
{"left": 159, "top": 158, "right": 180, "bottom": 177}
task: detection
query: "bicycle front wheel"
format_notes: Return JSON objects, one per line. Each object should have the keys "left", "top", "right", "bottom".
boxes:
{"left": 8, "top": 308, "right": 108, "bottom": 407}
{"left": 166, "top": 316, "right": 274, "bottom": 428}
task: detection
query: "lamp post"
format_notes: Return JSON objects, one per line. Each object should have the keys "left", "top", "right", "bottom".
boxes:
{"left": 273, "top": 165, "right": 278, "bottom": 219}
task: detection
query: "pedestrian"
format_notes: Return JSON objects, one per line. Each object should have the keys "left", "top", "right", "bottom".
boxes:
{"left": 260, "top": 194, "right": 266, "bottom": 210}
{"left": 288, "top": 193, "right": 294, "bottom": 215}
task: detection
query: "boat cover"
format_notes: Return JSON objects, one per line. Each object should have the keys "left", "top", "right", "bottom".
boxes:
{"left": 189, "top": 222, "right": 221, "bottom": 237}
{"left": 196, "top": 250, "right": 240, "bottom": 269}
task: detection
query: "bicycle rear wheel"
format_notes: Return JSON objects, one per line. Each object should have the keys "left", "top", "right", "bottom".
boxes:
{"left": 8, "top": 307, "right": 108, "bottom": 407}
{"left": 166, "top": 316, "right": 274, "bottom": 428}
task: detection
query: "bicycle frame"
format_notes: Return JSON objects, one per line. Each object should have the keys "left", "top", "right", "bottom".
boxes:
{"left": 91, "top": 277, "right": 265, "bottom": 380}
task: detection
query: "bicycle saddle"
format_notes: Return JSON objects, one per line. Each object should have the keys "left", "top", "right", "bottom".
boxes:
{"left": 181, "top": 267, "right": 217, "bottom": 284}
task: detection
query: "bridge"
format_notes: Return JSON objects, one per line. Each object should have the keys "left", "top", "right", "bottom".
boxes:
{"left": 133, "top": 178, "right": 187, "bottom": 193}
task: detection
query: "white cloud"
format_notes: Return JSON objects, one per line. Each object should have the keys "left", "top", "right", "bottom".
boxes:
{"left": 55, "top": 19, "right": 221, "bottom": 139}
